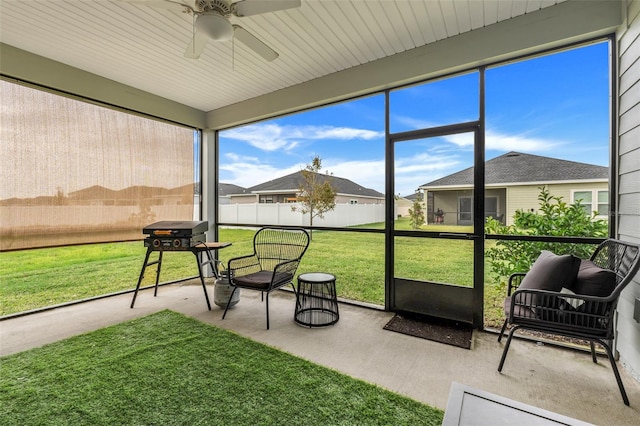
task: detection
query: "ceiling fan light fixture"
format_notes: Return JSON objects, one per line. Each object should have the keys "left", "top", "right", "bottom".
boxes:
{"left": 196, "top": 12, "right": 233, "bottom": 41}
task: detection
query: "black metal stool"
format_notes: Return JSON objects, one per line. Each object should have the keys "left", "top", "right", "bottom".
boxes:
{"left": 294, "top": 272, "right": 339, "bottom": 327}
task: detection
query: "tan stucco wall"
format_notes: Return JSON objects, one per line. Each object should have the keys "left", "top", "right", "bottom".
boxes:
{"left": 506, "top": 182, "right": 609, "bottom": 225}
{"left": 395, "top": 198, "right": 415, "bottom": 217}
{"left": 428, "top": 183, "right": 607, "bottom": 226}
{"left": 228, "top": 195, "right": 258, "bottom": 204}
{"left": 335, "top": 195, "right": 384, "bottom": 205}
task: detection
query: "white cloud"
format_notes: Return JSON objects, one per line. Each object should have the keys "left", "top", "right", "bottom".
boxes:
{"left": 445, "top": 130, "right": 560, "bottom": 152}
{"left": 442, "top": 133, "right": 474, "bottom": 147}
{"left": 312, "top": 127, "right": 382, "bottom": 140}
{"left": 324, "top": 159, "right": 385, "bottom": 194}
{"left": 392, "top": 113, "right": 563, "bottom": 153}
{"left": 224, "top": 152, "right": 259, "bottom": 163}
{"left": 222, "top": 123, "right": 384, "bottom": 152}
{"left": 220, "top": 159, "right": 301, "bottom": 189}
{"left": 223, "top": 124, "right": 296, "bottom": 151}
{"left": 484, "top": 130, "right": 560, "bottom": 151}
{"left": 322, "top": 153, "right": 462, "bottom": 197}
{"left": 394, "top": 153, "right": 462, "bottom": 196}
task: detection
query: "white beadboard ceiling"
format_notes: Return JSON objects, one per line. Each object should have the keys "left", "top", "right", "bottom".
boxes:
{"left": 0, "top": 0, "right": 565, "bottom": 112}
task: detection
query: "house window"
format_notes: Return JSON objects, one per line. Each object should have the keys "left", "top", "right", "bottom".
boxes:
{"left": 259, "top": 196, "right": 273, "bottom": 203}
{"left": 459, "top": 197, "right": 472, "bottom": 222}
{"left": 485, "top": 197, "right": 498, "bottom": 218}
{"left": 459, "top": 196, "right": 502, "bottom": 223}
{"left": 572, "top": 190, "right": 608, "bottom": 217}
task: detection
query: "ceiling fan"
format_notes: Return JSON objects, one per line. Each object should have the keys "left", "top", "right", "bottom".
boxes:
{"left": 123, "top": 0, "right": 301, "bottom": 61}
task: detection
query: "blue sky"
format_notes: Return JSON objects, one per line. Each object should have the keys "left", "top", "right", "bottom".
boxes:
{"left": 220, "top": 41, "right": 610, "bottom": 197}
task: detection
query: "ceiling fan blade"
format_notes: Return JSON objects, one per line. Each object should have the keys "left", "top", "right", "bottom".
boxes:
{"left": 232, "top": 0, "right": 301, "bottom": 17}
{"left": 233, "top": 26, "right": 278, "bottom": 62}
{"left": 184, "top": 31, "right": 208, "bottom": 59}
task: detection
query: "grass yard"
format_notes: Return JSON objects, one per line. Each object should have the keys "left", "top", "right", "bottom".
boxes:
{"left": 0, "top": 223, "right": 507, "bottom": 327}
{"left": 0, "top": 310, "right": 444, "bottom": 425}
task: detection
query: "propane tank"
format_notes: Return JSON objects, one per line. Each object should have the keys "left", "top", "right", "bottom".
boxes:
{"left": 214, "top": 270, "right": 240, "bottom": 308}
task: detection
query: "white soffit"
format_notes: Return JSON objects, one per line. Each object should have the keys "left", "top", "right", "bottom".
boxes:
{"left": 1, "top": 0, "right": 569, "bottom": 113}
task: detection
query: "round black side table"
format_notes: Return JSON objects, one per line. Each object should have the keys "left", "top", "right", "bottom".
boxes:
{"left": 294, "top": 272, "right": 339, "bottom": 327}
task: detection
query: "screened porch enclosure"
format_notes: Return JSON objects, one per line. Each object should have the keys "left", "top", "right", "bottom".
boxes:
{"left": 426, "top": 189, "right": 506, "bottom": 226}
{"left": 2, "top": 37, "right": 615, "bottom": 332}
{"left": 2, "top": 2, "right": 619, "bottom": 332}
{"left": 5, "top": 4, "right": 640, "bottom": 423}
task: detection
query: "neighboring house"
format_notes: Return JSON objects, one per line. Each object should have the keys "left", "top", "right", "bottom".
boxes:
{"left": 395, "top": 196, "right": 413, "bottom": 217}
{"left": 396, "top": 193, "right": 423, "bottom": 217}
{"left": 227, "top": 171, "right": 384, "bottom": 205}
{"left": 419, "top": 151, "right": 608, "bottom": 226}
{"left": 218, "top": 183, "right": 247, "bottom": 205}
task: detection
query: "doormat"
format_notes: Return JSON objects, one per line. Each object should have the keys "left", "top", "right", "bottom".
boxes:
{"left": 383, "top": 312, "right": 473, "bottom": 349}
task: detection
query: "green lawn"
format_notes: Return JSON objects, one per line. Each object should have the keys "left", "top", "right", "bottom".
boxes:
{"left": 0, "top": 222, "right": 507, "bottom": 327}
{"left": 0, "top": 310, "right": 444, "bottom": 425}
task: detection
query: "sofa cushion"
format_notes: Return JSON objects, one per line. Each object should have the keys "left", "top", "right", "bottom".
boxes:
{"left": 504, "top": 295, "right": 536, "bottom": 319}
{"left": 233, "top": 271, "right": 273, "bottom": 289}
{"left": 233, "top": 270, "right": 293, "bottom": 290}
{"left": 568, "top": 259, "right": 617, "bottom": 297}
{"left": 519, "top": 250, "right": 580, "bottom": 292}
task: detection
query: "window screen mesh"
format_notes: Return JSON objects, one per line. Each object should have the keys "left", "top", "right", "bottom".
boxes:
{"left": 1, "top": 80, "right": 196, "bottom": 251}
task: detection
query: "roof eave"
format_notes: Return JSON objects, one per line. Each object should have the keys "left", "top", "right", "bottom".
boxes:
{"left": 421, "top": 178, "right": 609, "bottom": 190}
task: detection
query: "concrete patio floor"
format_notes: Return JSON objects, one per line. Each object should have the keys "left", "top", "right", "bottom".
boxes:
{"left": 2, "top": 281, "right": 639, "bottom": 425}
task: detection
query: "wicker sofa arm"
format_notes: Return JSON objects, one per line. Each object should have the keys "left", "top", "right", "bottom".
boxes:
{"left": 227, "top": 254, "right": 261, "bottom": 278}
{"left": 252, "top": 258, "right": 301, "bottom": 288}
{"left": 506, "top": 273, "right": 527, "bottom": 296}
{"left": 272, "top": 258, "right": 300, "bottom": 276}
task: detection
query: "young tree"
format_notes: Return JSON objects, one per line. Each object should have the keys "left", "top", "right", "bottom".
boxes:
{"left": 408, "top": 194, "right": 425, "bottom": 229}
{"left": 291, "top": 156, "right": 337, "bottom": 237}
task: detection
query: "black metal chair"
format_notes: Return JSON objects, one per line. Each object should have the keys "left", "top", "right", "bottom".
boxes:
{"left": 497, "top": 239, "right": 640, "bottom": 405}
{"left": 222, "top": 227, "right": 310, "bottom": 329}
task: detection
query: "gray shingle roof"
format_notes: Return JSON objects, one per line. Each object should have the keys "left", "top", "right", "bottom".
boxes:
{"left": 219, "top": 183, "right": 247, "bottom": 196}
{"left": 246, "top": 171, "right": 384, "bottom": 198}
{"left": 404, "top": 192, "right": 422, "bottom": 201}
{"left": 422, "top": 151, "right": 608, "bottom": 187}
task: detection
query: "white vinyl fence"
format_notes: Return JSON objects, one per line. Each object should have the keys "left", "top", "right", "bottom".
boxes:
{"left": 219, "top": 202, "right": 386, "bottom": 227}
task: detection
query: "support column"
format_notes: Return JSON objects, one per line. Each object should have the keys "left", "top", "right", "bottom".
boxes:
{"left": 201, "top": 129, "right": 218, "bottom": 277}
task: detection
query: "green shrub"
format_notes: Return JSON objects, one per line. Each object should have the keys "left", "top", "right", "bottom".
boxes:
{"left": 485, "top": 186, "right": 608, "bottom": 284}
{"left": 408, "top": 200, "right": 425, "bottom": 230}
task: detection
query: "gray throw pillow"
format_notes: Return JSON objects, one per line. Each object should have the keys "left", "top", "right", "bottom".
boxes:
{"left": 519, "top": 250, "right": 580, "bottom": 292}
{"left": 568, "top": 259, "right": 617, "bottom": 297}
